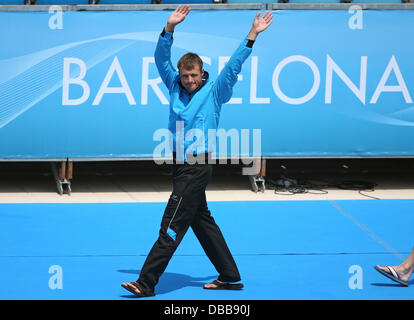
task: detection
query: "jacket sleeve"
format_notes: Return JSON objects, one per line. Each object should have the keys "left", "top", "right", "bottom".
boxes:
{"left": 213, "top": 38, "right": 253, "bottom": 106}
{"left": 154, "top": 29, "right": 179, "bottom": 91}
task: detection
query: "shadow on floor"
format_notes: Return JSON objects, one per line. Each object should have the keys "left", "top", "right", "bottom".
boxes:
{"left": 117, "top": 269, "right": 216, "bottom": 297}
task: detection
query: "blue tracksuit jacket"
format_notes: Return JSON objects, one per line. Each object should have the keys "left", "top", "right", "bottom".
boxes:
{"left": 154, "top": 30, "right": 253, "bottom": 161}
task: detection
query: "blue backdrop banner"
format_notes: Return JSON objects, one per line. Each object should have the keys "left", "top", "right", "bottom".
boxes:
{"left": 0, "top": 9, "right": 413, "bottom": 159}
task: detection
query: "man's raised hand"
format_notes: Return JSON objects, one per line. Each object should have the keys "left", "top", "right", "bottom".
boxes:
{"left": 248, "top": 11, "right": 274, "bottom": 41}
{"left": 166, "top": 5, "right": 191, "bottom": 32}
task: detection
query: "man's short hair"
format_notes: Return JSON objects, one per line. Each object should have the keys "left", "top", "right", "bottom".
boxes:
{"left": 177, "top": 53, "right": 203, "bottom": 72}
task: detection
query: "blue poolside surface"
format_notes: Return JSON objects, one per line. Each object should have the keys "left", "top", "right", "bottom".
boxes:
{"left": 0, "top": 200, "right": 412, "bottom": 300}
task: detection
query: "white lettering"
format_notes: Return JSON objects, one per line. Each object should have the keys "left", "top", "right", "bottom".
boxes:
{"left": 175, "top": 120, "right": 185, "bottom": 163}
{"left": 272, "top": 55, "right": 320, "bottom": 105}
{"left": 48, "top": 265, "right": 63, "bottom": 290}
{"left": 185, "top": 128, "right": 205, "bottom": 164}
{"left": 325, "top": 55, "right": 367, "bottom": 104}
{"left": 48, "top": 5, "right": 63, "bottom": 30}
{"left": 141, "top": 57, "right": 169, "bottom": 105}
{"left": 348, "top": 265, "right": 363, "bottom": 290}
{"left": 164, "top": 304, "right": 199, "bottom": 318}
{"left": 60, "top": 55, "right": 412, "bottom": 108}
{"left": 348, "top": 5, "right": 363, "bottom": 30}
{"left": 250, "top": 56, "right": 270, "bottom": 104}
{"left": 152, "top": 128, "right": 173, "bottom": 165}
{"left": 62, "top": 57, "right": 90, "bottom": 106}
{"left": 92, "top": 56, "right": 136, "bottom": 105}
{"left": 370, "top": 55, "right": 413, "bottom": 104}
{"left": 200, "top": 56, "right": 211, "bottom": 66}
{"left": 215, "top": 128, "right": 239, "bottom": 164}
{"left": 153, "top": 127, "right": 261, "bottom": 166}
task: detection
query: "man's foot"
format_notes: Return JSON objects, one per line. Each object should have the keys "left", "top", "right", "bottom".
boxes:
{"left": 203, "top": 280, "right": 244, "bottom": 290}
{"left": 121, "top": 281, "right": 154, "bottom": 297}
{"left": 374, "top": 265, "right": 411, "bottom": 286}
{"left": 376, "top": 265, "right": 411, "bottom": 282}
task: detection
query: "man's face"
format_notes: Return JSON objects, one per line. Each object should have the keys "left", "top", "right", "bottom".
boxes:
{"left": 179, "top": 67, "right": 204, "bottom": 94}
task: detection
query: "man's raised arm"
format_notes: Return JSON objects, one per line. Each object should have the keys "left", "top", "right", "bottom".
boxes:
{"left": 213, "top": 11, "right": 273, "bottom": 106}
{"left": 154, "top": 5, "right": 191, "bottom": 90}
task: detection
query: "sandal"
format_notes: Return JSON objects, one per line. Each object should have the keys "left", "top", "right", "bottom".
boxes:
{"left": 121, "top": 281, "right": 155, "bottom": 297}
{"left": 374, "top": 266, "right": 409, "bottom": 287}
{"left": 203, "top": 280, "right": 244, "bottom": 290}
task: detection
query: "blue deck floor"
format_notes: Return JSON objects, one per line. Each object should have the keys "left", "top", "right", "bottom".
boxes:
{"left": 0, "top": 200, "right": 412, "bottom": 300}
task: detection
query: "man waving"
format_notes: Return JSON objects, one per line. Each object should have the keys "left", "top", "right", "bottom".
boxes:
{"left": 122, "top": 5, "right": 273, "bottom": 297}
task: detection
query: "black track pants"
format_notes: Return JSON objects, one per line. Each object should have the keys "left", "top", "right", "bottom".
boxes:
{"left": 136, "top": 163, "right": 241, "bottom": 296}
